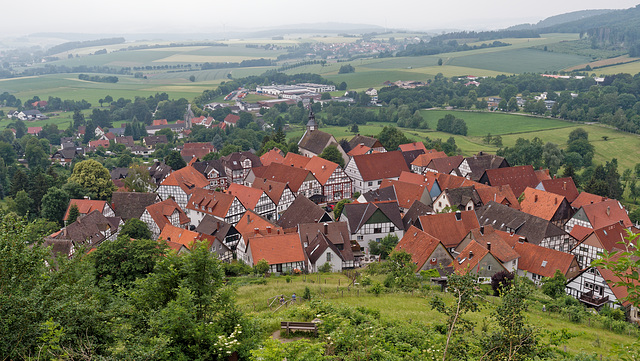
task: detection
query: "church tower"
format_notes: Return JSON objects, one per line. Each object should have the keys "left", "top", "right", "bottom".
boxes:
{"left": 184, "top": 104, "right": 195, "bottom": 130}
{"left": 306, "top": 107, "right": 317, "bottom": 132}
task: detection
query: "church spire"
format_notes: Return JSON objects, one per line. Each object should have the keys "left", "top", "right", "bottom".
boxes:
{"left": 306, "top": 107, "right": 317, "bottom": 131}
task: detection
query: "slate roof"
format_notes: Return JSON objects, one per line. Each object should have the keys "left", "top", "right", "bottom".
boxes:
{"left": 145, "top": 198, "right": 190, "bottom": 230}
{"left": 441, "top": 186, "right": 482, "bottom": 209}
{"left": 480, "top": 165, "right": 540, "bottom": 196}
{"left": 519, "top": 187, "right": 567, "bottom": 221}
{"left": 42, "top": 237, "right": 74, "bottom": 259}
{"left": 192, "top": 159, "right": 226, "bottom": 179}
{"left": 110, "top": 168, "right": 129, "bottom": 180}
{"left": 462, "top": 153, "right": 509, "bottom": 181}
{"left": 580, "top": 199, "right": 632, "bottom": 229}
{"left": 248, "top": 233, "right": 306, "bottom": 266}
{"left": 143, "top": 135, "right": 168, "bottom": 147}
{"left": 401, "top": 149, "right": 426, "bottom": 168}
{"left": 342, "top": 201, "right": 404, "bottom": 233}
{"left": 149, "top": 162, "right": 172, "bottom": 185}
{"left": 537, "top": 177, "right": 579, "bottom": 203}
{"left": 571, "top": 192, "right": 609, "bottom": 209}
{"left": 110, "top": 192, "right": 160, "bottom": 220}
{"left": 351, "top": 151, "right": 409, "bottom": 181}
{"left": 306, "top": 232, "right": 345, "bottom": 264}
{"left": 476, "top": 201, "right": 568, "bottom": 246}
{"left": 417, "top": 210, "right": 480, "bottom": 248}
{"left": 360, "top": 186, "right": 397, "bottom": 203}
{"left": 195, "top": 215, "right": 237, "bottom": 243}
{"left": 298, "top": 222, "right": 352, "bottom": 260}
{"left": 348, "top": 135, "right": 382, "bottom": 150}
{"left": 299, "top": 130, "right": 335, "bottom": 155}
{"left": 277, "top": 196, "right": 331, "bottom": 229}
{"left": 402, "top": 200, "right": 433, "bottom": 230}
{"left": 221, "top": 152, "right": 262, "bottom": 171}
{"left": 426, "top": 155, "right": 464, "bottom": 174}
{"left": 57, "top": 210, "right": 120, "bottom": 247}
{"left": 396, "top": 225, "right": 449, "bottom": 270}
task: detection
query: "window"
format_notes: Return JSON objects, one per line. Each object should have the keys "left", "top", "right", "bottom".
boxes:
{"left": 377, "top": 180, "right": 382, "bottom": 185}
{"left": 326, "top": 252, "right": 332, "bottom": 262}
{"left": 580, "top": 246, "right": 587, "bottom": 252}
{"left": 368, "top": 182, "right": 373, "bottom": 187}
{"left": 390, "top": 226, "right": 395, "bottom": 232}
{"left": 487, "top": 265, "right": 492, "bottom": 271}
{"left": 374, "top": 227, "right": 382, "bottom": 233}
{"left": 276, "top": 264, "right": 282, "bottom": 273}
{"left": 357, "top": 235, "right": 364, "bottom": 241}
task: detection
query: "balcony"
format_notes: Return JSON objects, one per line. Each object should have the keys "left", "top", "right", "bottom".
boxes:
{"left": 580, "top": 290, "right": 609, "bottom": 307}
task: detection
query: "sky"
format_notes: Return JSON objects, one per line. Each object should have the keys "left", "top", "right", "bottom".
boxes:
{"left": 1, "top": 0, "right": 639, "bottom": 37}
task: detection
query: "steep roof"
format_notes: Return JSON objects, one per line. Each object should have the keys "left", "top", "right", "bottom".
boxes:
{"left": 570, "top": 224, "right": 593, "bottom": 242}
{"left": 453, "top": 240, "right": 493, "bottom": 274}
{"left": 181, "top": 142, "right": 215, "bottom": 161}
{"left": 537, "top": 177, "right": 579, "bottom": 203}
{"left": 351, "top": 151, "right": 409, "bottom": 181}
{"left": 110, "top": 192, "right": 160, "bottom": 220}
{"left": 378, "top": 180, "right": 429, "bottom": 210}
{"left": 481, "top": 165, "right": 540, "bottom": 196}
{"left": 348, "top": 134, "right": 382, "bottom": 149}
{"left": 417, "top": 211, "right": 480, "bottom": 248}
{"left": 187, "top": 188, "right": 239, "bottom": 219}
{"left": 145, "top": 198, "right": 190, "bottom": 230}
{"left": 252, "top": 177, "right": 291, "bottom": 204}
{"left": 195, "top": 215, "right": 237, "bottom": 243}
{"left": 277, "top": 196, "right": 331, "bottom": 229}
{"left": 402, "top": 200, "right": 433, "bottom": 230}
{"left": 426, "top": 155, "right": 464, "bottom": 174}
{"left": 534, "top": 169, "right": 551, "bottom": 182}
{"left": 235, "top": 210, "right": 281, "bottom": 240}
{"left": 260, "top": 148, "right": 285, "bottom": 166}
{"left": 221, "top": 151, "right": 262, "bottom": 171}
{"left": 298, "top": 222, "right": 351, "bottom": 250}
{"left": 509, "top": 240, "right": 577, "bottom": 278}
{"left": 64, "top": 199, "right": 108, "bottom": 221}
{"left": 58, "top": 210, "right": 121, "bottom": 247}
{"left": 191, "top": 159, "right": 226, "bottom": 179}
{"left": 306, "top": 232, "right": 345, "bottom": 264}
{"left": 398, "top": 142, "right": 428, "bottom": 153}
{"left": 224, "top": 114, "right": 240, "bottom": 124}
{"left": 411, "top": 151, "right": 448, "bottom": 167}
{"left": 160, "top": 165, "right": 210, "bottom": 194}
{"left": 399, "top": 171, "right": 439, "bottom": 192}
{"left": 342, "top": 201, "right": 404, "bottom": 233}
{"left": 347, "top": 144, "right": 372, "bottom": 156}
{"left": 519, "top": 187, "right": 566, "bottom": 221}
{"left": 304, "top": 156, "right": 340, "bottom": 185}
{"left": 227, "top": 183, "right": 268, "bottom": 210}
{"left": 476, "top": 201, "right": 567, "bottom": 246}
{"left": 475, "top": 185, "right": 520, "bottom": 210}
{"left": 395, "top": 225, "right": 448, "bottom": 270}
{"left": 282, "top": 152, "right": 312, "bottom": 169}
{"left": 462, "top": 153, "right": 509, "bottom": 181}
{"left": 441, "top": 186, "right": 481, "bottom": 208}
{"left": 584, "top": 222, "right": 629, "bottom": 252}
{"left": 247, "top": 233, "right": 306, "bottom": 266}
{"left": 159, "top": 224, "right": 201, "bottom": 249}
{"left": 298, "top": 129, "right": 335, "bottom": 155}
{"left": 466, "top": 225, "right": 520, "bottom": 263}
{"left": 571, "top": 192, "right": 609, "bottom": 209}
{"left": 581, "top": 199, "right": 632, "bottom": 229}
{"left": 436, "top": 173, "right": 487, "bottom": 190}
{"left": 261, "top": 162, "right": 316, "bottom": 193}
{"left": 401, "top": 149, "right": 425, "bottom": 168}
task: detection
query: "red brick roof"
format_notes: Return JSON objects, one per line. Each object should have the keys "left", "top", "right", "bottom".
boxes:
{"left": 435, "top": 173, "right": 487, "bottom": 190}
{"left": 482, "top": 165, "right": 540, "bottom": 196}
{"left": 587, "top": 222, "right": 630, "bottom": 252}
{"left": 227, "top": 183, "right": 267, "bottom": 210}
{"left": 261, "top": 163, "right": 316, "bottom": 193}
{"left": 145, "top": 198, "right": 190, "bottom": 231}
{"left": 252, "top": 177, "right": 290, "bottom": 204}
{"left": 519, "top": 187, "right": 566, "bottom": 221}
{"left": 181, "top": 142, "right": 215, "bottom": 161}
{"left": 538, "top": 177, "right": 579, "bottom": 203}
{"left": 224, "top": 114, "right": 240, "bottom": 124}
{"left": 398, "top": 142, "right": 428, "bottom": 153}
{"left": 187, "top": 188, "right": 238, "bottom": 219}
{"left": 570, "top": 224, "right": 592, "bottom": 242}
{"left": 235, "top": 210, "right": 281, "bottom": 240}
{"left": 89, "top": 139, "right": 110, "bottom": 148}
{"left": 260, "top": 148, "right": 285, "bottom": 166}
{"left": 28, "top": 126, "right": 42, "bottom": 135}
{"left": 398, "top": 171, "right": 439, "bottom": 192}
{"left": 282, "top": 152, "right": 312, "bottom": 169}
{"left": 571, "top": 192, "right": 609, "bottom": 209}
{"left": 395, "top": 225, "right": 448, "bottom": 270}
{"left": 159, "top": 224, "right": 201, "bottom": 249}
{"left": 475, "top": 185, "right": 520, "bottom": 210}
{"left": 161, "top": 165, "right": 210, "bottom": 194}
{"left": 347, "top": 144, "right": 372, "bottom": 156}
{"left": 411, "top": 151, "right": 448, "bottom": 167}
{"left": 534, "top": 169, "right": 551, "bottom": 182}
{"left": 64, "top": 199, "right": 108, "bottom": 221}
{"left": 247, "top": 233, "right": 305, "bottom": 266}
{"left": 418, "top": 211, "right": 480, "bottom": 248}
{"left": 581, "top": 199, "right": 632, "bottom": 229}
{"left": 453, "top": 240, "right": 493, "bottom": 275}
{"left": 378, "top": 179, "right": 429, "bottom": 210}
{"left": 152, "top": 119, "right": 168, "bottom": 126}
{"left": 510, "top": 240, "right": 577, "bottom": 278}
{"left": 351, "top": 151, "right": 409, "bottom": 181}
{"left": 467, "top": 225, "right": 520, "bottom": 263}
{"left": 304, "top": 156, "right": 339, "bottom": 185}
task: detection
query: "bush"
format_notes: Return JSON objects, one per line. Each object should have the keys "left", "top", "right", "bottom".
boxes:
{"left": 223, "top": 260, "right": 253, "bottom": 276}
{"left": 563, "top": 305, "right": 586, "bottom": 323}
{"left": 285, "top": 276, "right": 292, "bottom": 283}
{"left": 359, "top": 275, "right": 372, "bottom": 286}
{"left": 368, "top": 282, "right": 384, "bottom": 295}
{"left": 318, "top": 262, "right": 332, "bottom": 273}
{"left": 491, "top": 271, "right": 514, "bottom": 296}
{"left": 303, "top": 286, "right": 312, "bottom": 301}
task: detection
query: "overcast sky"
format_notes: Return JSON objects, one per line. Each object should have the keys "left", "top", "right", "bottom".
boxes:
{"left": 2, "top": 0, "right": 638, "bottom": 37}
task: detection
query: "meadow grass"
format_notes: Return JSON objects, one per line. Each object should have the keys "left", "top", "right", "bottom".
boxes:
{"left": 235, "top": 273, "right": 637, "bottom": 357}
{"left": 449, "top": 48, "right": 591, "bottom": 74}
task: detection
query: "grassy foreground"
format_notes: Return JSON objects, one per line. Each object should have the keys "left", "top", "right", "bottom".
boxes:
{"left": 234, "top": 273, "right": 637, "bottom": 358}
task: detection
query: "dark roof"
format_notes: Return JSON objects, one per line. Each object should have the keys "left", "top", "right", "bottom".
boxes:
{"left": 192, "top": 159, "right": 226, "bottom": 178}
{"left": 401, "top": 149, "right": 425, "bottom": 168}
{"left": 149, "top": 162, "right": 172, "bottom": 185}
{"left": 298, "top": 129, "right": 335, "bottom": 155}
{"left": 42, "top": 237, "right": 74, "bottom": 259}
{"left": 114, "top": 136, "right": 135, "bottom": 147}
{"left": 427, "top": 155, "right": 464, "bottom": 174}
{"left": 144, "top": 135, "right": 168, "bottom": 147}
{"left": 221, "top": 152, "right": 262, "bottom": 171}
{"left": 476, "top": 201, "right": 568, "bottom": 246}
{"left": 537, "top": 177, "right": 579, "bottom": 203}
{"left": 277, "top": 196, "right": 331, "bottom": 229}
{"left": 56, "top": 210, "right": 120, "bottom": 248}
{"left": 442, "top": 186, "right": 482, "bottom": 209}
{"left": 402, "top": 200, "right": 433, "bottom": 230}
{"left": 111, "top": 192, "right": 160, "bottom": 220}
{"left": 110, "top": 168, "right": 130, "bottom": 180}
{"left": 351, "top": 151, "right": 410, "bottom": 181}
{"left": 463, "top": 153, "right": 509, "bottom": 181}
{"left": 195, "top": 215, "right": 238, "bottom": 243}
{"left": 361, "top": 186, "right": 397, "bottom": 203}
{"left": 306, "top": 232, "right": 345, "bottom": 264}
{"left": 348, "top": 135, "right": 382, "bottom": 150}
{"left": 342, "top": 201, "right": 404, "bottom": 233}
{"left": 480, "top": 165, "right": 539, "bottom": 196}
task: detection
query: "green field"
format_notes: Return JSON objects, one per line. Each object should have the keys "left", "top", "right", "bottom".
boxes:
{"left": 449, "top": 48, "right": 591, "bottom": 74}
{"left": 235, "top": 273, "right": 636, "bottom": 358}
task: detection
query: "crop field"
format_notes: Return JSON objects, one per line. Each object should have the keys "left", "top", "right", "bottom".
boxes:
{"left": 449, "top": 48, "right": 591, "bottom": 74}
{"left": 235, "top": 273, "right": 636, "bottom": 358}
{"left": 590, "top": 61, "right": 640, "bottom": 76}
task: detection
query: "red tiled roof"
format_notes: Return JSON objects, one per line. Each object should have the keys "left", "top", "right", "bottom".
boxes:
{"left": 570, "top": 224, "right": 593, "bottom": 242}
{"left": 27, "top": 126, "right": 43, "bottom": 135}
{"left": 159, "top": 224, "right": 200, "bottom": 249}
{"left": 519, "top": 187, "right": 565, "bottom": 221}
{"left": 235, "top": 210, "right": 281, "bottom": 240}
{"left": 145, "top": 198, "right": 190, "bottom": 231}
{"left": 571, "top": 192, "right": 609, "bottom": 209}
{"left": 260, "top": 148, "right": 285, "bottom": 166}
{"left": 227, "top": 183, "right": 266, "bottom": 210}
{"left": 153, "top": 119, "right": 168, "bottom": 126}
{"left": 398, "top": 142, "right": 428, "bottom": 153}
{"left": 282, "top": 152, "right": 312, "bottom": 169}
{"left": 452, "top": 240, "right": 491, "bottom": 274}
{"left": 395, "top": 225, "right": 448, "bottom": 270}
{"left": 261, "top": 163, "right": 316, "bottom": 193}
{"left": 89, "top": 139, "right": 110, "bottom": 148}
{"left": 181, "top": 142, "right": 215, "bottom": 161}
{"left": 467, "top": 225, "right": 520, "bottom": 263}
{"left": 581, "top": 221, "right": 631, "bottom": 252}
{"left": 482, "top": 165, "right": 540, "bottom": 196}
{"left": 581, "top": 199, "right": 632, "bottom": 229}
{"left": 378, "top": 180, "right": 428, "bottom": 210}
{"left": 435, "top": 173, "right": 487, "bottom": 190}
{"left": 161, "top": 165, "right": 210, "bottom": 194}
{"left": 398, "top": 171, "right": 439, "bottom": 192}
{"left": 186, "top": 188, "right": 238, "bottom": 219}
{"left": 510, "top": 240, "right": 577, "bottom": 278}
{"left": 252, "top": 177, "right": 289, "bottom": 204}
{"left": 475, "top": 185, "right": 520, "bottom": 210}
{"left": 411, "top": 151, "right": 448, "bottom": 167}
{"left": 105, "top": 132, "right": 116, "bottom": 140}
{"left": 64, "top": 199, "right": 107, "bottom": 221}
{"left": 224, "top": 114, "right": 240, "bottom": 124}
{"left": 534, "top": 169, "right": 551, "bottom": 182}
{"left": 347, "top": 144, "right": 372, "bottom": 156}
{"left": 538, "top": 177, "right": 579, "bottom": 203}
{"left": 418, "top": 211, "right": 480, "bottom": 248}
{"left": 248, "top": 233, "right": 305, "bottom": 266}
{"left": 304, "top": 156, "right": 339, "bottom": 185}
{"left": 351, "top": 151, "right": 409, "bottom": 181}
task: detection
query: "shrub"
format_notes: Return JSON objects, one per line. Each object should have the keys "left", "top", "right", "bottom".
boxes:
{"left": 285, "top": 276, "right": 292, "bottom": 283}
{"left": 223, "top": 260, "right": 253, "bottom": 276}
{"left": 491, "top": 271, "right": 514, "bottom": 296}
{"left": 563, "top": 305, "right": 586, "bottom": 323}
{"left": 368, "top": 282, "right": 384, "bottom": 295}
{"left": 318, "top": 262, "right": 332, "bottom": 273}
{"left": 359, "top": 275, "right": 372, "bottom": 286}
{"left": 303, "top": 286, "right": 312, "bottom": 301}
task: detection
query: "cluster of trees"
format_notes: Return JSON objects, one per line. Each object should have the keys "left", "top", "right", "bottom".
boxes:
{"left": 374, "top": 126, "right": 459, "bottom": 155}
{"left": 338, "top": 64, "right": 355, "bottom": 74}
{"left": 1, "top": 93, "right": 91, "bottom": 112}
{"left": 46, "top": 37, "right": 125, "bottom": 55}
{"left": 397, "top": 39, "right": 510, "bottom": 57}
{"left": 78, "top": 74, "right": 118, "bottom": 83}
{"left": 200, "top": 58, "right": 273, "bottom": 70}
{"left": 436, "top": 114, "right": 468, "bottom": 135}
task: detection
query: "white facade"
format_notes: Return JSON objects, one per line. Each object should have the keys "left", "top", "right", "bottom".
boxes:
{"left": 344, "top": 157, "right": 399, "bottom": 194}
{"left": 156, "top": 185, "right": 189, "bottom": 210}
{"left": 308, "top": 247, "right": 343, "bottom": 273}
{"left": 566, "top": 268, "right": 621, "bottom": 309}
{"left": 187, "top": 198, "right": 246, "bottom": 227}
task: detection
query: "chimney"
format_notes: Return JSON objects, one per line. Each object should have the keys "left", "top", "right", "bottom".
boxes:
{"left": 486, "top": 242, "right": 491, "bottom": 251}
{"left": 267, "top": 226, "right": 272, "bottom": 234}
{"left": 479, "top": 226, "right": 484, "bottom": 235}
{"left": 247, "top": 214, "right": 251, "bottom": 224}
{"left": 254, "top": 228, "right": 259, "bottom": 235}
{"left": 534, "top": 194, "right": 538, "bottom": 202}
{"left": 607, "top": 206, "right": 611, "bottom": 216}
{"left": 518, "top": 236, "right": 526, "bottom": 243}
{"left": 323, "top": 222, "right": 328, "bottom": 235}
{"left": 563, "top": 181, "right": 566, "bottom": 190}
{"left": 216, "top": 221, "right": 220, "bottom": 230}
{"left": 469, "top": 251, "right": 474, "bottom": 259}
{"left": 554, "top": 197, "right": 557, "bottom": 205}
{"left": 455, "top": 211, "right": 462, "bottom": 221}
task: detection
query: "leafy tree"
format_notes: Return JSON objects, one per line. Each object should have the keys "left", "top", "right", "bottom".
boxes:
{"left": 120, "top": 218, "right": 152, "bottom": 240}
{"left": 124, "top": 165, "right": 155, "bottom": 192}
{"left": 238, "top": 112, "right": 254, "bottom": 129}
{"left": 542, "top": 142, "right": 564, "bottom": 176}
{"left": 164, "top": 150, "right": 186, "bottom": 170}
{"left": 68, "top": 159, "right": 116, "bottom": 200}
{"left": 72, "top": 109, "right": 85, "bottom": 129}
{"left": 338, "top": 64, "right": 355, "bottom": 74}
{"left": 9, "top": 168, "right": 28, "bottom": 197}
{"left": 333, "top": 199, "right": 351, "bottom": 219}
{"left": 318, "top": 262, "right": 332, "bottom": 273}
{"left": 321, "top": 92, "right": 331, "bottom": 100}
{"left": 436, "top": 114, "right": 467, "bottom": 135}
{"left": 25, "top": 137, "right": 49, "bottom": 169}
{"left": 566, "top": 138, "right": 594, "bottom": 166}
{"left": 116, "top": 153, "right": 133, "bottom": 168}
{"left": 189, "top": 75, "right": 196, "bottom": 82}
{"left": 66, "top": 203, "right": 80, "bottom": 224}
{"left": 384, "top": 250, "right": 418, "bottom": 290}
{"left": 376, "top": 126, "right": 410, "bottom": 151}
{"left": 541, "top": 269, "right": 567, "bottom": 299}
{"left": 438, "top": 58, "right": 443, "bottom": 66}
{"left": 369, "top": 233, "right": 399, "bottom": 260}
{"left": 319, "top": 145, "right": 344, "bottom": 167}
{"left": 9, "top": 190, "right": 33, "bottom": 217}
{"left": 255, "top": 258, "right": 270, "bottom": 276}
{"left": 41, "top": 188, "right": 70, "bottom": 225}
{"left": 568, "top": 128, "right": 589, "bottom": 144}
{"left": 491, "top": 270, "right": 514, "bottom": 296}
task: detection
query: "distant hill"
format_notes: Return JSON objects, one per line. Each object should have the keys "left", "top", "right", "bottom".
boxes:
{"left": 507, "top": 9, "right": 615, "bottom": 30}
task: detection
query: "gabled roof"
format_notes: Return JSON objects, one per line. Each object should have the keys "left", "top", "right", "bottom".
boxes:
{"left": 260, "top": 148, "right": 285, "bottom": 166}
{"left": 236, "top": 210, "right": 281, "bottom": 239}
{"left": 402, "top": 200, "right": 433, "bottom": 230}
{"left": 298, "top": 222, "right": 352, "bottom": 252}
{"left": 418, "top": 211, "right": 480, "bottom": 248}
{"left": 351, "top": 151, "right": 409, "bottom": 181}
{"left": 181, "top": 142, "right": 215, "bottom": 161}
{"left": 348, "top": 134, "right": 382, "bottom": 150}
{"left": 191, "top": 159, "right": 226, "bottom": 179}
{"left": 114, "top": 136, "right": 134, "bottom": 147}
{"left": 534, "top": 169, "right": 551, "bottom": 182}
{"left": 342, "top": 201, "right": 404, "bottom": 233}
{"left": 282, "top": 152, "right": 312, "bottom": 169}
{"left": 481, "top": 165, "right": 540, "bottom": 196}
{"left": 411, "top": 150, "right": 448, "bottom": 167}
{"left": 579, "top": 222, "right": 629, "bottom": 252}
{"left": 462, "top": 153, "right": 509, "bottom": 181}
{"left": 519, "top": 187, "right": 566, "bottom": 221}
{"left": 570, "top": 224, "right": 593, "bottom": 243}
{"left": 159, "top": 224, "right": 201, "bottom": 249}
{"left": 435, "top": 173, "right": 486, "bottom": 190}
{"left": 398, "top": 142, "right": 428, "bottom": 153}
{"left": 361, "top": 186, "right": 397, "bottom": 203}
{"left": 298, "top": 130, "right": 335, "bottom": 155}
{"left": 252, "top": 177, "right": 292, "bottom": 204}
{"left": 347, "top": 144, "right": 372, "bottom": 156}
{"left": 145, "top": 198, "right": 190, "bottom": 230}
{"left": 537, "top": 177, "right": 579, "bottom": 203}
{"left": 56, "top": 210, "right": 121, "bottom": 248}
{"left": 64, "top": 199, "right": 108, "bottom": 221}
{"left": 441, "top": 186, "right": 481, "bottom": 208}
{"left": 304, "top": 156, "right": 340, "bottom": 185}
{"left": 306, "top": 232, "right": 345, "bottom": 264}
{"left": 160, "top": 165, "right": 210, "bottom": 194}
{"left": 261, "top": 163, "right": 317, "bottom": 193}
{"left": 509, "top": 239, "right": 577, "bottom": 278}
{"left": 400, "top": 149, "right": 425, "bottom": 168}
{"left": 475, "top": 185, "right": 520, "bottom": 210}
{"left": 153, "top": 119, "right": 168, "bottom": 126}
{"left": 143, "top": 135, "right": 168, "bottom": 146}
{"left": 466, "top": 225, "right": 520, "bottom": 263}
{"left": 580, "top": 199, "right": 632, "bottom": 229}
{"left": 395, "top": 225, "right": 449, "bottom": 270}
{"left": 476, "top": 201, "right": 567, "bottom": 246}
{"left": 453, "top": 240, "right": 494, "bottom": 274}
{"left": 378, "top": 180, "right": 429, "bottom": 210}
{"left": 277, "top": 196, "right": 331, "bottom": 229}
{"left": 221, "top": 152, "right": 262, "bottom": 171}
{"left": 247, "top": 233, "right": 306, "bottom": 266}
{"left": 187, "top": 188, "right": 240, "bottom": 219}
{"left": 399, "top": 171, "right": 439, "bottom": 192}
{"left": 227, "top": 183, "right": 269, "bottom": 210}
{"left": 571, "top": 192, "right": 609, "bottom": 209}
{"left": 110, "top": 192, "right": 160, "bottom": 220}
{"left": 149, "top": 161, "right": 172, "bottom": 185}
{"left": 195, "top": 215, "right": 237, "bottom": 243}
{"left": 88, "top": 139, "right": 110, "bottom": 148}
{"left": 224, "top": 114, "right": 240, "bottom": 124}
{"left": 426, "top": 155, "right": 464, "bottom": 174}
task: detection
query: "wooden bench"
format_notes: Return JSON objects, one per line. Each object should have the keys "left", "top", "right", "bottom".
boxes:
{"left": 280, "top": 321, "right": 318, "bottom": 335}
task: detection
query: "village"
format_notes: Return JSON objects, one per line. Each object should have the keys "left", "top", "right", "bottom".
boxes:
{"left": 39, "top": 103, "right": 640, "bottom": 326}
